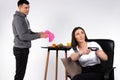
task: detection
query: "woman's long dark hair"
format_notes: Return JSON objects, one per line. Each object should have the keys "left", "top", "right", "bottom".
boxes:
{"left": 71, "top": 27, "right": 88, "bottom": 51}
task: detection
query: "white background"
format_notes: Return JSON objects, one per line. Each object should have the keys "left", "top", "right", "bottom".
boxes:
{"left": 0, "top": 0, "right": 120, "bottom": 80}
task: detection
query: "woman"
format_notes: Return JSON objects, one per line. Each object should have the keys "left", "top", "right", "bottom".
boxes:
{"left": 70, "top": 27, "right": 108, "bottom": 80}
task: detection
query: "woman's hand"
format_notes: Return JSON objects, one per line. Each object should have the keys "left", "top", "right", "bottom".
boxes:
{"left": 80, "top": 48, "right": 91, "bottom": 55}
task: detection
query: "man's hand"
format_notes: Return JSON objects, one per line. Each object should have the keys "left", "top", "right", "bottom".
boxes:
{"left": 39, "top": 32, "right": 48, "bottom": 38}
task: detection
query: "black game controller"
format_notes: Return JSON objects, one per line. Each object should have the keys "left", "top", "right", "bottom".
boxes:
{"left": 88, "top": 47, "right": 99, "bottom": 51}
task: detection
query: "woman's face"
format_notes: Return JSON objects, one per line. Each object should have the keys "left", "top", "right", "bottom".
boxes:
{"left": 75, "top": 29, "right": 85, "bottom": 43}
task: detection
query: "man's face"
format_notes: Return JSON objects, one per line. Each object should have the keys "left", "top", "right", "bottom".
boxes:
{"left": 18, "top": 3, "right": 30, "bottom": 15}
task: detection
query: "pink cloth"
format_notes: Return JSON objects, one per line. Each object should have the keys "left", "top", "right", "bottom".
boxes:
{"left": 44, "top": 30, "right": 55, "bottom": 42}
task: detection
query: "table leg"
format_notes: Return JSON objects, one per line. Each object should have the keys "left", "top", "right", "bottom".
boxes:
{"left": 44, "top": 50, "right": 50, "bottom": 80}
{"left": 65, "top": 50, "right": 68, "bottom": 80}
{"left": 55, "top": 50, "right": 58, "bottom": 80}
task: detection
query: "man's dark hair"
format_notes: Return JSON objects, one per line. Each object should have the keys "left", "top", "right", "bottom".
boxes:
{"left": 17, "top": 0, "right": 29, "bottom": 6}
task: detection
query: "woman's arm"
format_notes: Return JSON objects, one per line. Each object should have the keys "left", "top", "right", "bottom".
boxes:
{"left": 70, "top": 53, "right": 80, "bottom": 61}
{"left": 96, "top": 50, "right": 108, "bottom": 61}
{"left": 70, "top": 48, "right": 90, "bottom": 61}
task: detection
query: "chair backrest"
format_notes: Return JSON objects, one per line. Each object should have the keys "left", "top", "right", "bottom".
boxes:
{"left": 87, "top": 39, "right": 115, "bottom": 73}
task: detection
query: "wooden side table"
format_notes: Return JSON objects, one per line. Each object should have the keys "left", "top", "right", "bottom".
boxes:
{"left": 41, "top": 46, "right": 71, "bottom": 80}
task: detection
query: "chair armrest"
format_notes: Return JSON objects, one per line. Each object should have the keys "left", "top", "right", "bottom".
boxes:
{"left": 104, "top": 67, "right": 116, "bottom": 80}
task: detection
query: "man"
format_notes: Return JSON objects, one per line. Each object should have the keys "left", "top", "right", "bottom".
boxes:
{"left": 12, "top": 0, "right": 48, "bottom": 80}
